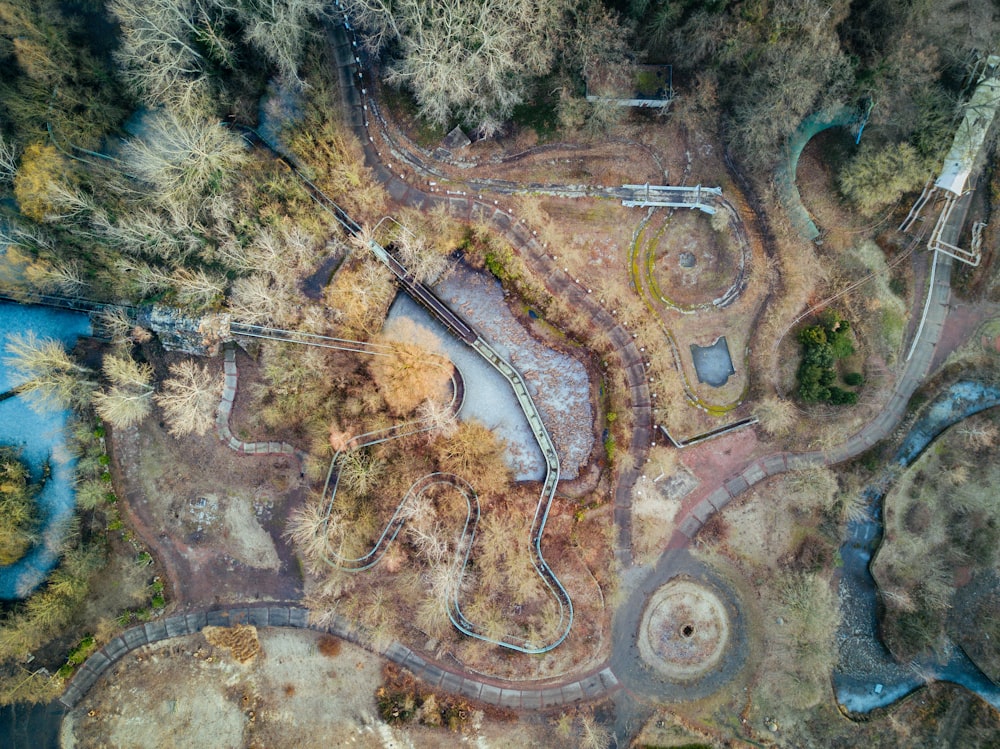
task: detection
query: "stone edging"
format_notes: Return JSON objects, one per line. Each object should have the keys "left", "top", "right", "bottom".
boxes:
{"left": 216, "top": 344, "right": 308, "bottom": 462}
{"left": 60, "top": 604, "right": 620, "bottom": 710}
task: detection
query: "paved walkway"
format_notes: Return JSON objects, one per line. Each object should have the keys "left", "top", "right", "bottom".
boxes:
{"left": 60, "top": 604, "right": 619, "bottom": 711}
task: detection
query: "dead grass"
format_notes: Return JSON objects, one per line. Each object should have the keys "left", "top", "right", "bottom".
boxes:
{"left": 203, "top": 624, "right": 261, "bottom": 664}
{"left": 317, "top": 633, "right": 342, "bottom": 658}
{"left": 872, "top": 410, "right": 1000, "bottom": 665}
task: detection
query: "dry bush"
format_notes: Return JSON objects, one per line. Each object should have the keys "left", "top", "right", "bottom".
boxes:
{"left": 753, "top": 394, "right": 795, "bottom": 437}
{"left": 317, "top": 633, "right": 342, "bottom": 658}
{"left": 155, "top": 359, "right": 221, "bottom": 437}
{"left": 203, "top": 624, "right": 260, "bottom": 663}
{"left": 432, "top": 421, "right": 512, "bottom": 498}
{"left": 324, "top": 256, "right": 395, "bottom": 338}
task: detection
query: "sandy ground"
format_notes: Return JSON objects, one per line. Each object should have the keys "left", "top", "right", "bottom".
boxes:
{"left": 61, "top": 629, "right": 560, "bottom": 749}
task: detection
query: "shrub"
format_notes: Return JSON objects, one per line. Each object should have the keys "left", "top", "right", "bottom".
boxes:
{"left": 795, "top": 311, "right": 857, "bottom": 405}
{"left": 844, "top": 372, "right": 864, "bottom": 387}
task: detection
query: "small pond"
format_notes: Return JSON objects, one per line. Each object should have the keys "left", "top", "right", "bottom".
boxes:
{"left": 0, "top": 301, "right": 92, "bottom": 599}
{"left": 434, "top": 264, "right": 593, "bottom": 480}
{"left": 385, "top": 293, "right": 545, "bottom": 480}
{"left": 689, "top": 336, "right": 736, "bottom": 387}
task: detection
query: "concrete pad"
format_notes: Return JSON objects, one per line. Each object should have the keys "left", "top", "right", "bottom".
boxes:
{"left": 144, "top": 621, "right": 167, "bottom": 642}
{"left": 521, "top": 691, "right": 542, "bottom": 709}
{"left": 163, "top": 616, "right": 188, "bottom": 638}
{"left": 402, "top": 652, "right": 425, "bottom": 671}
{"left": 691, "top": 499, "right": 714, "bottom": 523}
{"left": 561, "top": 682, "right": 584, "bottom": 703}
{"left": 122, "top": 627, "right": 148, "bottom": 649}
{"left": 328, "top": 618, "right": 351, "bottom": 637}
{"left": 762, "top": 455, "right": 787, "bottom": 474}
{"left": 246, "top": 608, "right": 269, "bottom": 628}
{"left": 441, "top": 672, "right": 464, "bottom": 694}
{"left": 580, "top": 675, "right": 604, "bottom": 697}
{"left": 103, "top": 637, "right": 128, "bottom": 661}
{"left": 185, "top": 612, "right": 207, "bottom": 630}
{"left": 742, "top": 462, "right": 766, "bottom": 485}
{"left": 288, "top": 608, "right": 310, "bottom": 628}
{"left": 599, "top": 668, "right": 620, "bottom": 689}
{"left": 458, "top": 680, "right": 482, "bottom": 700}
{"left": 384, "top": 642, "right": 411, "bottom": 664}
{"left": 541, "top": 687, "right": 563, "bottom": 707}
{"left": 725, "top": 476, "right": 748, "bottom": 496}
{"left": 479, "top": 684, "right": 502, "bottom": 705}
{"left": 706, "top": 488, "right": 732, "bottom": 512}
{"left": 206, "top": 610, "right": 230, "bottom": 627}
{"left": 420, "top": 664, "right": 444, "bottom": 687}
{"left": 227, "top": 607, "right": 250, "bottom": 625}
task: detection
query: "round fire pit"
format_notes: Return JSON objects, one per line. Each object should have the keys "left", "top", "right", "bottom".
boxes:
{"left": 638, "top": 578, "right": 731, "bottom": 681}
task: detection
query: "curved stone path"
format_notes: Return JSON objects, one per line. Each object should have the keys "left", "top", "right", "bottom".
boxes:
{"left": 216, "top": 344, "right": 308, "bottom": 463}
{"left": 59, "top": 603, "right": 618, "bottom": 711}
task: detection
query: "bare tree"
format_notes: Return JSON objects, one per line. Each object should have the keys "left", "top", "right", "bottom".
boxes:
{"left": 416, "top": 397, "right": 458, "bottom": 441}
{"left": 155, "top": 359, "right": 221, "bottom": 437}
{"left": 121, "top": 108, "right": 248, "bottom": 205}
{"left": 169, "top": 266, "right": 227, "bottom": 309}
{"left": 394, "top": 230, "right": 450, "bottom": 284}
{"left": 3, "top": 332, "right": 95, "bottom": 411}
{"left": 238, "top": 0, "right": 328, "bottom": 83}
{"left": 344, "top": 0, "right": 574, "bottom": 134}
{"left": 0, "top": 133, "right": 19, "bottom": 184}
{"left": 109, "top": 0, "right": 231, "bottom": 105}
{"left": 93, "top": 354, "right": 155, "bottom": 429}
{"left": 753, "top": 395, "right": 795, "bottom": 438}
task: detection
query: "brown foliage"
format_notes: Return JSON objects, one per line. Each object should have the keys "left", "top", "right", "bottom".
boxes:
{"left": 368, "top": 318, "right": 453, "bottom": 416}
{"left": 13, "top": 143, "right": 66, "bottom": 222}
{"left": 432, "top": 421, "right": 511, "bottom": 498}
{"left": 317, "top": 633, "right": 342, "bottom": 658}
{"left": 202, "top": 624, "right": 260, "bottom": 663}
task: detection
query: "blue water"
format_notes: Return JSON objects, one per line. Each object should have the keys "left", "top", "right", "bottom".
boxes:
{"left": 0, "top": 301, "right": 91, "bottom": 599}
{"left": 834, "top": 380, "right": 1000, "bottom": 713}
{"left": 689, "top": 336, "right": 736, "bottom": 387}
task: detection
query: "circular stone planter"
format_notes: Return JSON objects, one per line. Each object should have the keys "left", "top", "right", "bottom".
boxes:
{"left": 638, "top": 578, "right": 731, "bottom": 681}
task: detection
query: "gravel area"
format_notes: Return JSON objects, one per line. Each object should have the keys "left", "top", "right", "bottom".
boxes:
{"left": 435, "top": 265, "right": 594, "bottom": 479}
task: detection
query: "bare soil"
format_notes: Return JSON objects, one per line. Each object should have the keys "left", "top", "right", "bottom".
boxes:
{"left": 61, "top": 628, "right": 563, "bottom": 748}
{"left": 112, "top": 369, "right": 306, "bottom": 608}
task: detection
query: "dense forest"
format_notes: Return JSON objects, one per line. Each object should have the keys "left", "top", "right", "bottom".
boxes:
{"left": 1, "top": 0, "right": 998, "bottom": 318}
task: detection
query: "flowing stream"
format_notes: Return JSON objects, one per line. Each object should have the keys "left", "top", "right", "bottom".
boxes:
{"left": 834, "top": 380, "right": 1000, "bottom": 712}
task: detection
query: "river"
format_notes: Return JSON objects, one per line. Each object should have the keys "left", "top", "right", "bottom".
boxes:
{"left": 0, "top": 301, "right": 91, "bottom": 599}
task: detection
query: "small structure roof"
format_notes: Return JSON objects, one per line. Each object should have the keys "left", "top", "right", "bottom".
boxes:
{"left": 935, "top": 56, "right": 1000, "bottom": 195}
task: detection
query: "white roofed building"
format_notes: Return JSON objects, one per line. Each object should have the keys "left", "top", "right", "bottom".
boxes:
{"left": 935, "top": 56, "right": 1000, "bottom": 195}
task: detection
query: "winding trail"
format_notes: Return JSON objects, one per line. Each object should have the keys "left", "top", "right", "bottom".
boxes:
{"left": 60, "top": 13, "right": 980, "bottom": 727}
{"left": 318, "top": 10, "right": 969, "bottom": 713}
